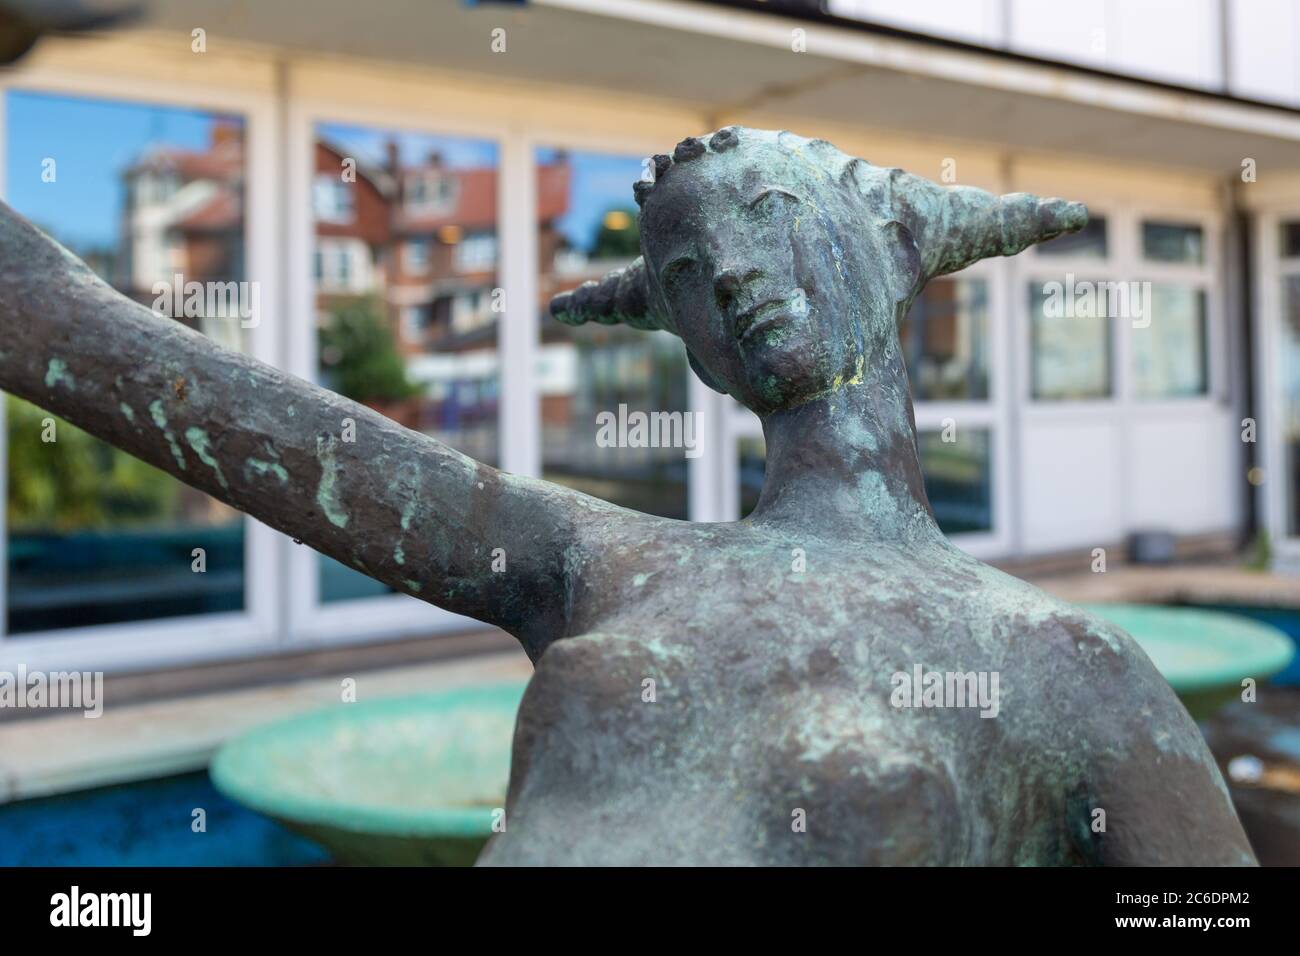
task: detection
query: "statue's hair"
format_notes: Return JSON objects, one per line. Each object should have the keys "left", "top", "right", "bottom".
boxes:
{"left": 550, "top": 126, "right": 1086, "bottom": 340}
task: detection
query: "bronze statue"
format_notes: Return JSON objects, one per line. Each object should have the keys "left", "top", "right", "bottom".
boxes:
{"left": 0, "top": 127, "right": 1255, "bottom": 865}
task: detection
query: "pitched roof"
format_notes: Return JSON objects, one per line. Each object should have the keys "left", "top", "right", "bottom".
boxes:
{"left": 395, "top": 161, "right": 571, "bottom": 234}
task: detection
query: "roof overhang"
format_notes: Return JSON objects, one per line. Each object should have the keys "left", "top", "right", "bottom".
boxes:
{"left": 40, "top": 0, "right": 1300, "bottom": 175}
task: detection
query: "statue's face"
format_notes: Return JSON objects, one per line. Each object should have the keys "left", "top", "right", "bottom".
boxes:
{"left": 640, "top": 136, "right": 899, "bottom": 414}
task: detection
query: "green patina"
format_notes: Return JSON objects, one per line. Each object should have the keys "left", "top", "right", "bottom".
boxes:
{"left": 148, "top": 400, "right": 187, "bottom": 471}
{"left": 246, "top": 458, "right": 289, "bottom": 484}
{"left": 44, "top": 358, "right": 74, "bottom": 391}
{"left": 185, "top": 427, "right": 229, "bottom": 491}
{"left": 315, "top": 435, "right": 349, "bottom": 528}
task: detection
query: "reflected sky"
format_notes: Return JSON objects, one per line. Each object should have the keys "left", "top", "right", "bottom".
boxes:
{"left": 536, "top": 147, "right": 642, "bottom": 252}
{"left": 5, "top": 90, "right": 233, "bottom": 250}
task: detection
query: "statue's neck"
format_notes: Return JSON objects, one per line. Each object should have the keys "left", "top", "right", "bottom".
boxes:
{"left": 751, "top": 361, "right": 938, "bottom": 541}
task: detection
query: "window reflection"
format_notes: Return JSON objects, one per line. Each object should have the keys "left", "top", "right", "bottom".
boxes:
{"left": 1037, "top": 215, "right": 1107, "bottom": 258}
{"left": 1284, "top": 276, "right": 1300, "bottom": 536}
{"left": 737, "top": 431, "right": 993, "bottom": 536}
{"left": 739, "top": 436, "right": 766, "bottom": 519}
{"left": 1131, "top": 285, "right": 1208, "bottom": 398}
{"left": 918, "top": 429, "right": 993, "bottom": 535}
{"left": 3, "top": 91, "right": 246, "bottom": 634}
{"left": 1142, "top": 221, "right": 1204, "bottom": 264}
{"left": 1282, "top": 221, "right": 1300, "bottom": 260}
{"left": 900, "top": 276, "right": 989, "bottom": 400}
{"left": 536, "top": 148, "right": 689, "bottom": 520}
{"left": 1029, "top": 283, "right": 1112, "bottom": 400}
{"left": 312, "top": 124, "right": 500, "bottom": 602}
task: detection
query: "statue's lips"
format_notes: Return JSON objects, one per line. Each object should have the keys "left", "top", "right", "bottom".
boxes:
{"left": 735, "top": 298, "right": 793, "bottom": 342}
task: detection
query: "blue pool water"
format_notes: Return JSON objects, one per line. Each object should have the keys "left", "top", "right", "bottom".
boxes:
{"left": 0, "top": 771, "right": 331, "bottom": 866}
{"left": 1181, "top": 604, "right": 1300, "bottom": 685}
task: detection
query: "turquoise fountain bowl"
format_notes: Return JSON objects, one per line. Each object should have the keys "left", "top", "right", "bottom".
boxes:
{"left": 210, "top": 683, "right": 526, "bottom": 866}
{"left": 1083, "top": 603, "right": 1296, "bottom": 719}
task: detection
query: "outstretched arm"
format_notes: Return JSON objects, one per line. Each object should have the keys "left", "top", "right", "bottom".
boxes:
{"left": 0, "top": 200, "right": 592, "bottom": 658}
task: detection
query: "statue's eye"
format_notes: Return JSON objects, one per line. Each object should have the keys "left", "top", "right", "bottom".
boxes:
{"left": 661, "top": 256, "right": 699, "bottom": 290}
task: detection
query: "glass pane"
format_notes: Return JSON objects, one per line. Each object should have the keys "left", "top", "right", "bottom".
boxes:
{"left": 313, "top": 123, "right": 500, "bottom": 602}
{"left": 899, "top": 275, "right": 989, "bottom": 400}
{"left": 1028, "top": 282, "right": 1113, "bottom": 400}
{"left": 736, "top": 431, "right": 992, "bottom": 536}
{"left": 1142, "top": 221, "right": 1204, "bottom": 264}
{"left": 1131, "top": 285, "right": 1208, "bottom": 398}
{"left": 1281, "top": 221, "right": 1300, "bottom": 260}
{"left": 536, "top": 148, "right": 690, "bottom": 519}
{"left": 1283, "top": 276, "right": 1300, "bottom": 536}
{"left": 738, "top": 436, "right": 766, "bottom": 519}
{"left": 918, "top": 429, "right": 993, "bottom": 535}
{"left": 1037, "top": 214, "right": 1106, "bottom": 258}
{"left": 3, "top": 91, "right": 246, "bottom": 634}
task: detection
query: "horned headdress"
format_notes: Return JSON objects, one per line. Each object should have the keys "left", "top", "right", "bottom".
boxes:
{"left": 550, "top": 127, "right": 1086, "bottom": 337}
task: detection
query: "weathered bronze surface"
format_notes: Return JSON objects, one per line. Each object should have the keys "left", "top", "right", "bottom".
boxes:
{"left": 0, "top": 127, "right": 1255, "bottom": 864}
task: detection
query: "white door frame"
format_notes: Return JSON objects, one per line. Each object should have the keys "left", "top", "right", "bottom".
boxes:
{"left": 284, "top": 89, "right": 519, "bottom": 648}
{"left": 0, "top": 67, "right": 283, "bottom": 673}
{"left": 1015, "top": 201, "right": 1228, "bottom": 555}
{"left": 1254, "top": 209, "right": 1300, "bottom": 566}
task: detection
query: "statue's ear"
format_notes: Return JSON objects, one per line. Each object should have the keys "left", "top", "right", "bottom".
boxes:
{"left": 688, "top": 350, "right": 728, "bottom": 395}
{"left": 881, "top": 219, "right": 922, "bottom": 304}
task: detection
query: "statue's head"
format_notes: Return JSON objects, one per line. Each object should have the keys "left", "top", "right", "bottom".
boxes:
{"left": 551, "top": 127, "right": 1086, "bottom": 415}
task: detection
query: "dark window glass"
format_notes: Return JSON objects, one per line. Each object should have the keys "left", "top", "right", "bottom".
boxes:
{"left": 536, "top": 147, "right": 690, "bottom": 520}
{"left": 737, "top": 430, "right": 992, "bottom": 537}
{"left": 918, "top": 429, "right": 993, "bottom": 535}
{"left": 738, "top": 436, "right": 766, "bottom": 519}
{"left": 900, "top": 276, "right": 989, "bottom": 400}
{"left": 1037, "top": 214, "right": 1106, "bottom": 258}
{"left": 1283, "top": 276, "right": 1300, "bottom": 536}
{"left": 1281, "top": 221, "right": 1300, "bottom": 259}
{"left": 1142, "top": 221, "right": 1204, "bottom": 264}
{"left": 4, "top": 90, "right": 246, "bottom": 634}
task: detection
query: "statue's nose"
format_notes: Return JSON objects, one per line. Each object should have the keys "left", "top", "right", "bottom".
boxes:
{"left": 713, "top": 267, "right": 755, "bottom": 312}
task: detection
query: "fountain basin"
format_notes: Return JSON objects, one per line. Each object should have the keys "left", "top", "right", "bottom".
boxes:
{"left": 210, "top": 683, "right": 525, "bottom": 866}
{"left": 1083, "top": 603, "right": 1295, "bottom": 719}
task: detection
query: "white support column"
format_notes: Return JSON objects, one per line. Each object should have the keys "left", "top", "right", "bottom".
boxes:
{"left": 687, "top": 375, "right": 727, "bottom": 522}
{"left": 499, "top": 130, "right": 541, "bottom": 477}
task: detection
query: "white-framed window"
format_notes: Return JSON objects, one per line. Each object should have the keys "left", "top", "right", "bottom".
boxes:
{"left": 454, "top": 233, "right": 496, "bottom": 273}
{"left": 1023, "top": 209, "right": 1217, "bottom": 406}
{"left": 289, "top": 106, "right": 506, "bottom": 646}
{"left": 405, "top": 172, "right": 456, "bottom": 214}
{"left": 0, "top": 70, "right": 282, "bottom": 673}
{"left": 404, "top": 238, "right": 430, "bottom": 274}
{"left": 400, "top": 306, "right": 424, "bottom": 342}
{"left": 533, "top": 144, "right": 693, "bottom": 523}
{"left": 1025, "top": 213, "right": 1116, "bottom": 402}
{"left": 1254, "top": 209, "right": 1300, "bottom": 559}
{"left": 314, "top": 238, "right": 367, "bottom": 292}
{"left": 312, "top": 173, "right": 353, "bottom": 222}
{"left": 1016, "top": 202, "right": 1229, "bottom": 556}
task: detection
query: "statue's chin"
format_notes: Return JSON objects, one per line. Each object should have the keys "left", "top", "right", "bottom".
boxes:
{"left": 741, "top": 337, "right": 849, "bottom": 412}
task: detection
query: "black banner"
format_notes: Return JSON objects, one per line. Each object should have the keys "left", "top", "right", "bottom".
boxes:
{"left": 0, "top": 865, "right": 1286, "bottom": 940}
